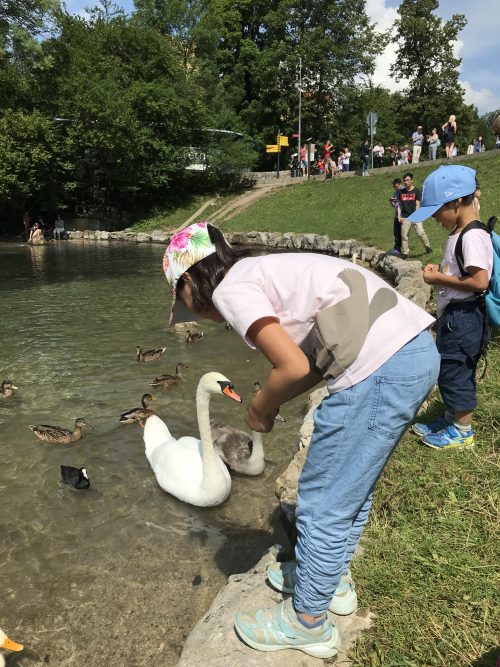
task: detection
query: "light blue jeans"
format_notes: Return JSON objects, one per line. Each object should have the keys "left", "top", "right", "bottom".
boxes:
{"left": 294, "top": 330, "right": 439, "bottom": 615}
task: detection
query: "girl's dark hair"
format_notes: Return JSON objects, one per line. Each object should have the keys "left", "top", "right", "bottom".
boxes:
{"left": 177, "top": 224, "right": 248, "bottom": 314}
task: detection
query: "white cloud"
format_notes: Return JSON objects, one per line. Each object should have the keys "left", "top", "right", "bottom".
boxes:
{"left": 462, "top": 81, "right": 500, "bottom": 114}
{"left": 365, "top": 1, "right": 500, "bottom": 114}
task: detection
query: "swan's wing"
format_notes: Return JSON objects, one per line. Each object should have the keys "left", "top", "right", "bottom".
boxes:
{"left": 148, "top": 436, "right": 205, "bottom": 489}
{"left": 143, "top": 414, "right": 173, "bottom": 450}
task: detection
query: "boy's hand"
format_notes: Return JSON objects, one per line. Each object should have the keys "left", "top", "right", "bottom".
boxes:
{"left": 423, "top": 264, "right": 440, "bottom": 284}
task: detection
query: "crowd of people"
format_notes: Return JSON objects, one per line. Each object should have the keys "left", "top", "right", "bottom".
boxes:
{"left": 288, "top": 113, "right": 496, "bottom": 180}
{"left": 22, "top": 212, "right": 65, "bottom": 244}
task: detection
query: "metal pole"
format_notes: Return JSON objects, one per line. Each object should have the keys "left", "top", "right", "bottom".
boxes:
{"left": 370, "top": 117, "right": 374, "bottom": 171}
{"left": 298, "top": 57, "right": 302, "bottom": 175}
{"left": 277, "top": 129, "right": 280, "bottom": 179}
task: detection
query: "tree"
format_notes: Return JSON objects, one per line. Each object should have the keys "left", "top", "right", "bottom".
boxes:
{"left": 389, "top": 0, "right": 475, "bottom": 147}
{"left": 193, "top": 0, "right": 379, "bottom": 166}
{"left": 41, "top": 9, "right": 207, "bottom": 213}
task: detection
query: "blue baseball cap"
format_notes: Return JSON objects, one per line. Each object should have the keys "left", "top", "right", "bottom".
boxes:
{"left": 408, "top": 165, "right": 477, "bottom": 222}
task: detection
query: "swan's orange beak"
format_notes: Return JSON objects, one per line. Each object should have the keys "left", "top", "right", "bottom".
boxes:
{"left": 1, "top": 635, "right": 24, "bottom": 651}
{"left": 222, "top": 385, "right": 242, "bottom": 402}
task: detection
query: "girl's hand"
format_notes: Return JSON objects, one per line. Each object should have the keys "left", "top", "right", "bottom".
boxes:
{"left": 245, "top": 403, "right": 275, "bottom": 433}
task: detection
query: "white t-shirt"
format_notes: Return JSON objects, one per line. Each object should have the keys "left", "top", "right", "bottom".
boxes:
{"left": 343, "top": 152, "right": 351, "bottom": 166}
{"left": 437, "top": 228, "right": 493, "bottom": 317}
{"left": 213, "top": 254, "right": 434, "bottom": 393}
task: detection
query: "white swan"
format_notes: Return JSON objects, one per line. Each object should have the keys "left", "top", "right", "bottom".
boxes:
{"left": 0, "top": 628, "right": 23, "bottom": 667}
{"left": 210, "top": 419, "right": 265, "bottom": 476}
{"left": 142, "top": 372, "right": 242, "bottom": 507}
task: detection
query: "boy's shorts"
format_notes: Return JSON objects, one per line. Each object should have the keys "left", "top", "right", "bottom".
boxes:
{"left": 436, "top": 299, "right": 485, "bottom": 412}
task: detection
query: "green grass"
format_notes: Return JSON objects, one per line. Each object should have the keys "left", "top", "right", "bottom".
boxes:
{"left": 131, "top": 194, "right": 233, "bottom": 232}
{"left": 139, "top": 155, "right": 500, "bottom": 665}
{"left": 219, "top": 155, "right": 500, "bottom": 267}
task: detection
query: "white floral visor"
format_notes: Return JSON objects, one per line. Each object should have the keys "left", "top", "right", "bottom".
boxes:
{"left": 163, "top": 222, "right": 217, "bottom": 326}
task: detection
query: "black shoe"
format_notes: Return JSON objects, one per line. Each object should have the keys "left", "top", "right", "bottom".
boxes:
{"left": 425, "top": 246, "right": 432, "bottom": 253}
{"left": 400, "top": 254, "right": 409, "bottom": 260}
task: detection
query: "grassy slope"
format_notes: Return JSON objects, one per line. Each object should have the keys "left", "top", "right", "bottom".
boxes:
{"left": 226, "top": 156, "right": 500, "bottom": 666}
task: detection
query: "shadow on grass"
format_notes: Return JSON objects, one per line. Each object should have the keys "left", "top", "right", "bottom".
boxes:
{"left": 471, "top": 646, "right": 500, "bottom": 667}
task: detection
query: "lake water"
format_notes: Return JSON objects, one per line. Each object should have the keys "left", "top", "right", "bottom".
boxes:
{"left": 0, "top": 241, "right": 305, "bottom": 666}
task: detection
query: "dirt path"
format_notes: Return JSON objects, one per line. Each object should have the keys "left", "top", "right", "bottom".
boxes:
{"left": 206, "top": 181, "right": 295, "bottom": 224}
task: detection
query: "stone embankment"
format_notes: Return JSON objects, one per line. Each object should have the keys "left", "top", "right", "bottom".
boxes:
{"left": 67, "top": 229, "right": 430, "bottom": 665}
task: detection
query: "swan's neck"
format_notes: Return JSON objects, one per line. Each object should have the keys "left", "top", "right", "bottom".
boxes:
{"left": 197, "top": 386, "right": 224, "bottom": 480}
{"left": 250, "top": 430, "right": 264, "bottom": 460}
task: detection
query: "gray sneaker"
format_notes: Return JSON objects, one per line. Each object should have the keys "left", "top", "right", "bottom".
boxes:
{"left": 266, "top": 560, "right": 358, "bottom": 616}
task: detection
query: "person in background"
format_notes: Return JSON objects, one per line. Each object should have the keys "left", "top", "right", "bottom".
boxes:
{"left": 53, "top": 214, "right": 65, "bottom": 240}
{"left": 289, "top": 154, "right": 300, "bottom": 178}
{"left": 390, "top": 178, "right": 403, "bottom": 256}
{"left": 324, "top": 140, "right": 334, "bottom": 180}
{"left": 398, "top": 172, "right": 432, "bottom": 259}
{"left": 341, "top": 148, "right": 351, "bottom": 173}
{"left": 23, "top": 211, "right": 32, "bottom": 241}
{"left": 411, "top": 165, "right": 492, "bottom": 450}
{"left": 442, "top": 115, "right": 457, "bottom": 158}
{"left": 495, "top": 135, "right": 500, "bottom": 150}
{"left": 300, "top": 144, "right": 308, "bottom": 176}
{"left": 467, "top": 141, "right": 474, "bottom": 155}
{"left": 390, "top": 144, "right": 399, "bottom": 166}
{"left": 428, "top": 129, "right": 440, "bottom": 160}
{"left": 316, "top": 156, "right": 325, "bottom": 175}
{"left": 361, "top": 140, "right": 370, "bottom": 176}
{"left": 473, "top": 137, "right": 481, "bottom": 153}
{"left": 372, "top": 142, "right": 384, "bottom": 168}
{"left": 28, "top": 221, "right": 47, "bottom": 245}
{"left": 411, "top": 125, "right": 424, "bottom": 163}
{"left": 161, "top": 221, "right": 439, "bottom": 658}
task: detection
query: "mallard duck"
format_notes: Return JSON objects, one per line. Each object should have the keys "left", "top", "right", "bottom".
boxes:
{"left": 0, "top": 380, "right": 18, "bottom": 399}
{"left": 211, "top": 419, "right": 265, "bottom": 476}
{"left": 142, "top": 372, "right": 241, "bottom": 507}
{"left": 136, "top": 346, "right": 167, "bottom": 362}
{"left": 29, "top": 418, "right": 93, "bottom": 444}
{"left": 0, "top": 628, "right": 23, "bottom": 666}
{"left": 150, "top": 362, "right": 188, "bottom": 388}
{"left": 186, "top": 330, "right": 204, "bottom": 344}
{"left": 119, "top": 393, "right": 155, "bottom": 425}
{"left": 60, "top": 465, "right": 90, "bottom": 489}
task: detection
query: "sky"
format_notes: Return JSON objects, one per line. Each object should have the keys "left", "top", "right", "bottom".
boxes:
{"left": 64, "top": 0, "right": 500, "bottom": 115}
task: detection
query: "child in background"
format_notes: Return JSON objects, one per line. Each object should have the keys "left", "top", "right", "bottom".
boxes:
{"left": 410, "top": 165, "right": 493, "bottom": 449}
{"left": 390, "top": 178, "right": 403, "bottom": 255}
{"left": 162, "top": 221, "right": 439, "bottom": 658}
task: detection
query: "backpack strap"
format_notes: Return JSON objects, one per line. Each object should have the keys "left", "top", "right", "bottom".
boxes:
{"left": 455, "top": 220, "right": 491, "bottom": 277}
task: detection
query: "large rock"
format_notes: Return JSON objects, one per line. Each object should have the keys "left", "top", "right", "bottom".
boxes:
{"left": 176, "top": 547, "right": 372, "bottom": 667}
{"left": 397, "top": 276, "right": 432, "bottom": 309}
{"left": 136, "top": 232, "right": 152, "bottom": 243}
{"left": 151, "top": 230, "right": 170, "bottom": 243}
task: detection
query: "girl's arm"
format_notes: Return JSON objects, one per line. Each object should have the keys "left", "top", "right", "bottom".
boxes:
{"left": 245, "top": 317, "right": 323, "bottom": 432}
{"left": 423, "top": 264, "right": 489, "bottom": 292}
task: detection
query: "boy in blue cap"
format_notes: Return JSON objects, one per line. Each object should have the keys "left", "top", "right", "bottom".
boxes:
{"left": 410, "top": 165, "right": 493, "bottom": 449}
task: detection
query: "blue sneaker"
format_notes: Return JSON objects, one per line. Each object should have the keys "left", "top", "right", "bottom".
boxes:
{"left": 412, "top": 415, "right": 449, "bottom": 437}
{"left": 234, "top": 597, "right": 341, "bottom": 658}
{"left": 266, "top": 560, "right": 358, "bottom": 615}
{"left": 421, "top": 424, "right": 475, "bottom": 450}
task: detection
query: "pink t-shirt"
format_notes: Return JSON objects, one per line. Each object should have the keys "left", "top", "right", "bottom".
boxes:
{"left": 437, "top": 228, "right": 493, "bottom": 317}
{"left": 213, "top": 254, "right": 434, "bottom": 393}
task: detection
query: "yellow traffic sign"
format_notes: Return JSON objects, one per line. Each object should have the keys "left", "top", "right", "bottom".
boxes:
{"left": 278, "top": 135, "right": 289, "bottom": 147}
{"left": 266, "top": 144, "right": 279, "bottom": 153}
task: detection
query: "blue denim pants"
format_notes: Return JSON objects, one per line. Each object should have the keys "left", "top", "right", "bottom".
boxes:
{"left": 294, "top": 330, "right": 439, "bottom": 615}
